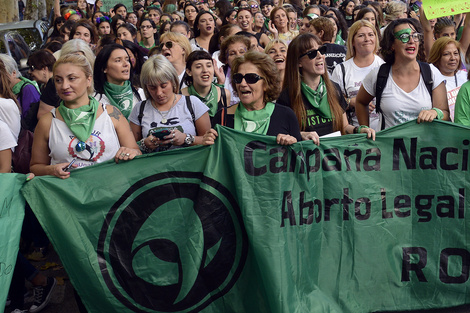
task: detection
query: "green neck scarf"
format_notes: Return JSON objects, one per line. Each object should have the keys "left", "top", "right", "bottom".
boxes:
{"left": 234, "top": 101, "right": 275, "bottom": 135}
{"left": 12, "top": 77, "right": 40, "bottom": 95}
{"left": 103, "top": 81, "right": 133, "bottom": 118}
{"left": 188, "top": 83, "right": 218, "bottom": 117}
{"left": 301, "top": 77, "right": 332, "bottom": 119}
{"left": 58, "top": 96, "right": 99, "bottom": 142}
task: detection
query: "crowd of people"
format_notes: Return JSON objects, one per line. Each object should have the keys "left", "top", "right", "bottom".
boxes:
{"left": 2, "top": 0, "right": 470, "bottom": 311}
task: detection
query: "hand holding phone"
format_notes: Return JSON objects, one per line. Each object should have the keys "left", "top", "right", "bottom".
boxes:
{"left": 63, "top": 159, "right": 76, "bottom": 172}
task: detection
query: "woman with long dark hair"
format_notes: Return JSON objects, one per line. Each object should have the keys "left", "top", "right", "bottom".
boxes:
{"left": 277, "top": 33, "right": 375, "bottom": 145}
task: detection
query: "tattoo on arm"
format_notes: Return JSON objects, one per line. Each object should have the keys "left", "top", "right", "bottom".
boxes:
{"left": 109, "top": 106, "right": 122, "bottom": 121}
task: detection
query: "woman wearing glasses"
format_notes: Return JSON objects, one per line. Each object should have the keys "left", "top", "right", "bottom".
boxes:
{"left": 277, "top": 33, "right": 374, "bottom": 145}
{"left": 356, "top": 18, "right": 449, "bottom": 130}
{"left": 159, "top": 32, "right": 192, "bottom": 89}
{"left": 202, "top": 50, "right": 301, "bottom": 146}
{"left": 184, "top": 2, "right": 199, "bottom": 28}
{"left": 139, "top": 18, "right": 158, "bottom": 50}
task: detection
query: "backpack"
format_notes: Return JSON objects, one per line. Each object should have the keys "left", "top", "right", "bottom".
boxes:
{"left": 17, "top": 82, "right": 40, "bottom": 132}
{"left": 375, "top": 61, "right": 433, "bottom": 130}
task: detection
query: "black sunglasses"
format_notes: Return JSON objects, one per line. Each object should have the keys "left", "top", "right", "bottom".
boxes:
{"left": 159, "top": 41, "right": 173, "bottom": 50}
{"left": 299, "top": 45, "right": 327, "bottom": 59}
{"left": 233, "top": 73, "right": 264, "bottom": 84}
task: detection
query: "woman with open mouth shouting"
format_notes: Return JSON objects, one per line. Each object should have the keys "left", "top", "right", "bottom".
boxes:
{"left": 191, "top": 10, "right": 217, "bottom": 52}
{"left": 356, "top": 18, "right": 449, "bottom": 130}
{"left": 202, "top": 50, "right": 301, "bottom": 146}
{"left": 182, "top": 51, "right": 231, "bottom": 125}
{"left": 278, "top": 33, "right": 375, "bottom": 146}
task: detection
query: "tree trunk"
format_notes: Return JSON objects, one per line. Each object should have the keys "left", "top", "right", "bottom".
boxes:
{"left": 25, "top": 0, "right": 39, "bottom": 20}
{"left": 0, "top": 1, "right": 19, "bottom": 23}
{"left": 45, "top": 0, "right": 54, "bottom": 20}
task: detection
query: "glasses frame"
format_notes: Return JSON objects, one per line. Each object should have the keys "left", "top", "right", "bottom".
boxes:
{"left": 233, "top": 73, "right": 264, "bottom": 84}
{"left": 299, "top": 45, "right": 327, "bottom": 59}
{"left": 159, "top": 41, "right": 174, "bottom": 50}
{"left": 394, "top": 32, "right": 423, "bottom": 43}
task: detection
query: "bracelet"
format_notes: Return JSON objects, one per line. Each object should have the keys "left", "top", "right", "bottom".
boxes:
{"left": 432, "top": 108, "right": 444, "bottom": 120}
{"left": 137, "top": 139, "right": 152, "bottom": 154}
{"left": 357, "top": 125, "right": 369, "bottom": 133}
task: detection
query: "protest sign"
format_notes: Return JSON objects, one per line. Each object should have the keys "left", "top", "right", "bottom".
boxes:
{"left": 21, "top": 121, "right": 470, "bottom": 312}
{"left": 423, "top": 0, "right": 470, "bottom": 19}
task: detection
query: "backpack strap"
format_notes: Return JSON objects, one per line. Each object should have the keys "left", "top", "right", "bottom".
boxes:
{"left": 418, "top": 61, "right": 433, "bottom": 101}
{"left": 132, "top": 86, "right": 142, "bottom": 102}
{"left": 375, "top": 62, "right": 391, "bottom": 115}
{"left": 339, "top": 63, "right": 348, "bottom": 98}
{"left": 185, "top": 96, "right": 195, "bottom": 123}
{"left": 138, "top": 100, "right": 147, "bottom": 125}
{"left": 219, "top": 87, "right": 227, "bottom": 126}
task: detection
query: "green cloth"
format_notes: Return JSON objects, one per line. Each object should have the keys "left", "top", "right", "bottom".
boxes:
{"left": 188, "top": 84, "right": 218, "bottom": 117}
{"left": 12, "top": 77, "right": 40, "bottom": 95}
{"left": 19, "top": 120, "right": 470, "bottom": 313}
{"left": 234, "top": 101, "right": 275, "bottom": 134}
{"left": 301, "top": 78, "right": 332, "bottom": 119}
{"left": 103, "top": 81, "right": 134, "bottom": 118}
{"left": 335, "top": 32, "right": 345, "bottom": 46}
{"left": 58, "top": 96, "right": 99, "bottom": 142}
{"left": 138, "top": 41, "right": 156, "bottom": 50}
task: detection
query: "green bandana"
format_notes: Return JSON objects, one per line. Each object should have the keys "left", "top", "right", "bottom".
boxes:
{"left": 12, "top": 77, "right": 40, "bottom": 95}
{"left": 188, "top": 83, "right": 218, "bottom": 117}
{"left": 234, "top": 101, "right": 275, "bottom": 135}
{"left": 58, "top": 96, "right": 99, "bottom": 142}
{"left": 301, "top": 77, "right": 332, "bottom": 119}
{"left": 103, "top": 81, "right": 134, "bottom": 118}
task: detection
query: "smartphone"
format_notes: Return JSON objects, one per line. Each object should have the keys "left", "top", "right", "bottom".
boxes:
{"left": 63, "top": 159, "right": 76, "bottom": 171}
{"left": 152, "top": 128, "right": 172, "bottom": 139}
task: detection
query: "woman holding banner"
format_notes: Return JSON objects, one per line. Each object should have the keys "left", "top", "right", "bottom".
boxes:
{"left": 202, "top": 50, "right": 301, "bottom": 146}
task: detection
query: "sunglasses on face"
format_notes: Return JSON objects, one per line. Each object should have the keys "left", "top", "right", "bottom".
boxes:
{"left": 141, "top": 24, "right": 153, "bottom": 29}
{"left": 299, "top": 45, "right": 327, "bottom": 59}
{"left": 394, "top": 32, "right": 423, "bottom": 43}
{"left": 251, "top": 4, "right": 258, "bottom": 8}
{"left": 29, "top": 65, "right": 36, "bottom": 71}
{"left": 159, "top": 41, "right": 174, "bottom": 50}
{"left": 233, "top": 73, "right": 264, "bottom": 84}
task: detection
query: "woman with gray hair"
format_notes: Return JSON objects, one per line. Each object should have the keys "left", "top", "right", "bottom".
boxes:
{"left": 129, "top": 55, "right": 211, "bottom": 153}
{"left": 38, "top": 39, "right": 95, "bottom": 119}
{"left": 0, "top": 54, "right": 41, "bottom": 122}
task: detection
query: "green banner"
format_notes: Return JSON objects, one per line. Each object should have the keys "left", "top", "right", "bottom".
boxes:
{"left": 0, "top": 174, "right": 26, "bottom": 310}
{"left": 20, "top": 120, "right": 470, "bottom": 313}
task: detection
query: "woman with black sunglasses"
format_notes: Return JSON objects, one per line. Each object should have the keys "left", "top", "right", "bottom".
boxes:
{"left": 202, "top": 50, "right": 301, "bottom": 146}
{"left": 277, "top": 33, "right": 375, "bottom": 145}
{"left": 159, "top": 32, "right": 193, "bottom": 90}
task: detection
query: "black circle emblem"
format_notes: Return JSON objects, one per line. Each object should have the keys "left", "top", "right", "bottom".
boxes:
{"left": 97, "top": 171, "right": 248, "bottom": 312}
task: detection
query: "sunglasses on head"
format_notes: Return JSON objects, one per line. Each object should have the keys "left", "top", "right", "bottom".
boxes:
{"left": 299, "top": 45, "right": 327, "bottom": 59}
{"left": 233, "top": 73, "right": 264, "bottom": 84}
{"left": 159, "top": 41, "right": 173, "bottom": 49}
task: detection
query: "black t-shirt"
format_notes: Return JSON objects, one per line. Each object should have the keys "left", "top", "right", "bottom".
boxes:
{"left": 324, "top": 43, "right": 347, "bottom": 75}
{"left": 277, "top": 82, "right": 347, "bottom": 137}
{"left": 211, "top": 103, "right": 302, "bottom": 142}
{"left": 40, "top": 78, "right": 60, "bottom": 108}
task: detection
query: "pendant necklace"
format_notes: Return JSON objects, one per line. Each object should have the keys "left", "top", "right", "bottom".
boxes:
{"left": 155, "top": 95, "right": 177, "bottom": 124}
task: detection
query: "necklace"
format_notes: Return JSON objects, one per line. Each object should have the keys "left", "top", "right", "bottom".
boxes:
{"left": 154, "top": 94, "right": 177, "bottom": 124}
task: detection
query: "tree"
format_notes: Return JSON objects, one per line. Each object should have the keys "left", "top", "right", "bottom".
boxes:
{"left": 25, "top": 0, "right": 47, "bottom": 20}
{"left": 0, "top": 1, "right": 19, "bottom": 23}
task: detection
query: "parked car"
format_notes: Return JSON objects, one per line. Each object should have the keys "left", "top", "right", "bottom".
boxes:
{"left": 0, "top": 20, "right": 49, "bottom": 51}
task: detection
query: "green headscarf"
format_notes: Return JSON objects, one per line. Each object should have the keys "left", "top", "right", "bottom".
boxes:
{"left": 234, "top": 101, "right": 275, "bottom": 135}
{"left": 301, "top": 77, "right": 332, "bottom": 119}
{"left": 188, "top": 84, "right": 218, "bottom": 117}
{"left": 58, "top": 96, "right": 100, "bottom": 142}
{"left": 103, "top": 81, "right": 134, "bottom": 118}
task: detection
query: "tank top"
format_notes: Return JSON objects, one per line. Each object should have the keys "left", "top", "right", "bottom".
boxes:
{"left": 49, "top": 104, "right": 120, "bottom": 168}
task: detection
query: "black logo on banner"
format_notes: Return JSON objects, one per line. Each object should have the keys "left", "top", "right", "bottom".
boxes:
{"left": 97, "top": 172, "right": 248, "bottom": 312}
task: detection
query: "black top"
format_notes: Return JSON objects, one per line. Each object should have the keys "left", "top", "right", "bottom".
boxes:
{"left": 211, "top": 103, "right": 302, "bottom": 142}
{"left": 277, "top": 82, "right": 347, "bottom": 137}
{"left": 323, "top": 43, "right": 347, "bottom": 75}
{"left": 40, "top": 78, "right": 60, "bottom": 108}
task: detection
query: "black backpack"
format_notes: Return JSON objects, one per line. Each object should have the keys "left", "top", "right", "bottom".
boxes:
{"left": 375, "top": 61, "right": 433, "bottom": 130}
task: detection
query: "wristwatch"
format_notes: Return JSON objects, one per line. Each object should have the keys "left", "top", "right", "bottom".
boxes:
{"left": 184, "top": 133, "right": 195, "bottom": 146}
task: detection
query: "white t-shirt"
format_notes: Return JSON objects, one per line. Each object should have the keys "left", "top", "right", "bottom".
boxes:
{"left": 430, "top": 64, "right": 467, "bottom": 91}
{"left": 0, "top": 120, "right": 17, "bottom": 152}
{"left": 0, "top": 98, "right": 21, "bottom": 142}
{"left": 362, "top": 64, "right": 444, "bottom": 129}
{"left": 331, "top": 55, "right": 384, "bottom": 131}
{"left": 128, "top": 95, "right": 209, "bottom": 139}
